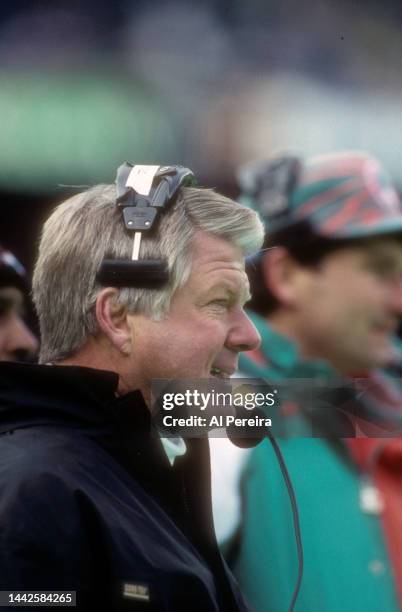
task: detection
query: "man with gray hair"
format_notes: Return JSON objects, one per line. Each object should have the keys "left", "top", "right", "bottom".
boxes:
{"left": 0, "top": 164, "right": 263, "bottom": 611}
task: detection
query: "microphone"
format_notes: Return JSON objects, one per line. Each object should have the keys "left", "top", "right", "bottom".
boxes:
{"left": 225, "top": 405, "right": 267, "bottom": 448}
{"left": 152, "top": 384, "right": 302, "bottom": 611}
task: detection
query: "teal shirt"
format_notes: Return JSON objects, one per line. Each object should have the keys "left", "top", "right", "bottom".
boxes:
{"left": 234, "top": 313, "right": 399, "bottom": 612}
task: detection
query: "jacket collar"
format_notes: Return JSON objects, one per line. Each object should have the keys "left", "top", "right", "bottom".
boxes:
{"left": 0, "top": 361, "right": 152, "bottom": 434}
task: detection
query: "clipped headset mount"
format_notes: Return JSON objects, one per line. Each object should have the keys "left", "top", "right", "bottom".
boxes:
{"left": 238, "top": 154, "right": 302, "bottom": 225}
{"left": 97, "top": 163, "right": 197, "bottom": 289}
{"left": 239, "top": 154, "right": 302, "bottom": 269}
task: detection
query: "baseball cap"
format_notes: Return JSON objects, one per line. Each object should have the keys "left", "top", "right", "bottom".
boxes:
{"left": 0, "top": 246, "right": 27, "bottom": 292}
{"left": 238, "top": 151, "right": 402, "bottom": 240}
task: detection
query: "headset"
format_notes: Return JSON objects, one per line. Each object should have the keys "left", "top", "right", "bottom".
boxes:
{"left": 97, "top": 163, "right": 196, "bottom": 289}
{"left": 96, "top": 162, "right": 303, "bottom": 612}
{"left": 237, "top": 154, "right": 302, "bottom": 227}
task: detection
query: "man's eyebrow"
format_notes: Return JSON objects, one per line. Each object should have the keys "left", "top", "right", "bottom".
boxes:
{"left": 205, "top": 282, "right": 251, "bottom": 303}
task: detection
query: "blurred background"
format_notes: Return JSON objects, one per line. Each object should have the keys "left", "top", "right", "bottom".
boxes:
{"left": 1, "top": 0, "right": 402, "bottom": 311}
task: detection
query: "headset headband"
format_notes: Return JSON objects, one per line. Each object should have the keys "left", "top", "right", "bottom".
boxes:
{"left": 97, "top": 163, "right": 197, "bottom": 289}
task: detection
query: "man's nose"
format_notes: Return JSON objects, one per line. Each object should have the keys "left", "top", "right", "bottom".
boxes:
{"left": 226, "top": 309, "right": 261, "bottom": 353}
{"left": 4, "top": 315, "right": 38, "bottom": 361}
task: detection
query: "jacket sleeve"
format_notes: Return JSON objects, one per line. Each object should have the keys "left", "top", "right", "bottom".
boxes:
{"left": 0, "top": 464, "right": 97, "bottom": 602}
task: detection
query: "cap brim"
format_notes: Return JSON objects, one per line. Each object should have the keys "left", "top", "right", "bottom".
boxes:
{"left": 314, "top": 216, "right": 402, "bottom": 240}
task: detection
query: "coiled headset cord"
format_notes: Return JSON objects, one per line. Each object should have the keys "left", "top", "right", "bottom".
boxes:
{"left": 266, "top": 430, "right": 303, "bottom": 612}
{"left": 227, "top": 410, "right": 303, "bottom": 612}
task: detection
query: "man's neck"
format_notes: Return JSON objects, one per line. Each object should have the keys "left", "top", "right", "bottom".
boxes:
{"left": 56, "top": 337, "right": 146, "bottom": 400}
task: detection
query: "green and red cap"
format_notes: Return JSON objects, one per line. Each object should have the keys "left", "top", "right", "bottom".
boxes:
{"left": 238, "top": 151, "right": 402, "bottom": 239}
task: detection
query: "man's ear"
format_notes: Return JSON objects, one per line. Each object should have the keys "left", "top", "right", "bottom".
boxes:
{"left": 95, "top": 288, "right": 132, "bottom": 355}
{"left": 261, "top": 247, "right": 304, "bottom": 308}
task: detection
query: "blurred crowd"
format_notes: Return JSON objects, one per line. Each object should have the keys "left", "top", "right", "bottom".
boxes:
{"left": 2, "top": 1, "right": 402, "bottom": 610}
{"left": 0, "top": 0, "right": 402, "bottom": 194}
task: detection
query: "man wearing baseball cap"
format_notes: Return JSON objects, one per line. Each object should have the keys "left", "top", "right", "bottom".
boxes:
{"left": 0, "top": 245, "right": 38, "bottom": 362}
{"left": 231, "top": 151, "right": 402, "bottom": 611}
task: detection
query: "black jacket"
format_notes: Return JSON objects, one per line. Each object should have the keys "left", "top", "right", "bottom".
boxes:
{"left": 0, "top": 362, "right": 251, "bottom": 611}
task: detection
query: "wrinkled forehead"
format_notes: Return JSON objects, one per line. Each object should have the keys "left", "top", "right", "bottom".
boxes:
{"left": 189, "top": 231, "right": 245, "bottom": 265}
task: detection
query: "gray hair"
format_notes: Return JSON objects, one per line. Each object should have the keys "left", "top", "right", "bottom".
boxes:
{"left": 33, "top": 184, "right": 264, "bottom": 363}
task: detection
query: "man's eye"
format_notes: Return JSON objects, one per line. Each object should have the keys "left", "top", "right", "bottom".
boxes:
{"left": 209, "top": 299, "right": 229, "bottom": 308}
